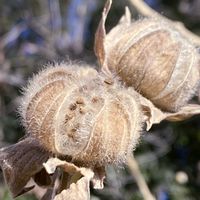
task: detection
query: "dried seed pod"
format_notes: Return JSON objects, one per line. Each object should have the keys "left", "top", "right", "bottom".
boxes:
{"left": 20, "top": 63, "right": 142, "bottom": 166}
{"left": 95, "top": 1, "right": 200, "bottom": 112}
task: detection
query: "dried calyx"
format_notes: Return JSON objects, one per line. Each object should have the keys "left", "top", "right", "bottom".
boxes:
{"left": 95, "top": 0, "right": 200, "bottom": 112}
{"left": 20, "top": 63, "right": 142, "bottom": 166}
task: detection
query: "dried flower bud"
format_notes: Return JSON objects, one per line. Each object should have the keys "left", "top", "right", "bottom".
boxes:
{"left": 95, "top": 1, "right": 200, "bottom": 112}
{"left": 20, "top": 63, "right": 142, "bottom": 166}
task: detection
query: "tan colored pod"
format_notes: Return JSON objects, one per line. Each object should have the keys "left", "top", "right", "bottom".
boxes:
{"left": 20, "top": 64, "right": 142, "bottom": 166}
{"left": 95, "top": 2, "right": 200, "bottom": 112}
{"left": 20, "top": 63, "right": 98, "bottom": 153}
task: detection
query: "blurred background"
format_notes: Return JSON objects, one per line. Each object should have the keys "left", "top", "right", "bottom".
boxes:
{"left": 0, "top": 0, "right": 200, "bottom": 199}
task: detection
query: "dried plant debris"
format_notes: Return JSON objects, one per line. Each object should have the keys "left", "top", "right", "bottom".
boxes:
{"left": 0, "top": 141, "right": 105, "bottom": 200}
{"left": 139, "top": 94, "right": 200, "bottom": 130}
{"left": 42, "top": 157, "right": 105, "bottom": 200}
{"left": 95, "top": 0, "right": 200, "bottom": 128}
{"left": 0, "top": 138, "right": 49, "bottom": 198}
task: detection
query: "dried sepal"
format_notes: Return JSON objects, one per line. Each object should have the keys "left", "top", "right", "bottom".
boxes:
{"left": 165, "top": 104, "right": 200, "bottom": 121}
{"left": 139, "top": 94, "right": 200, "bottom": 130}
{"left": 139, "top": 94, "right": 166, "bottom": 130}
{"left": 94, "top": 0, "right": 112, "bottom": 65}
{"left": 94, "top": 0, "right": 132, "bottom": 76}
{"left": 43, "top": 157, "right": 96, "bottom": 200}
{"left": 94, "top": 0, "right": 112, "bottom": 77}
{"left": 54, "top": 178, "right": 92, "bottom": 200}
{"left": 0, "top": 138, "right": 49, "bottom": 197}
{"left": 91, "top": 166, "right": 106, "bottom": 189}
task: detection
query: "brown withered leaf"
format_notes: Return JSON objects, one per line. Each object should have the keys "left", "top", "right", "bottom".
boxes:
{"left": 94, "top": 0, "right": 132, "bottom": 77}
{"left": 43, "top": 158, "right": 94, "bottom": 200}
{"left": 139, "top": 95, "right": 200, "bottom": 130}
{"left": 94, "top": 0, "right": 112, "bottom": 76}
{"left": 165, "top": 104, "right": 200, "bottom": 121}
{"left": 139, "top": 95, "right": 166, "bottom": 130}
{"left": 0, "top": 138, "right": 49, "bottom": 197}
{"left": 43, "top": 158, "right": 84, "bottom": 175}
{"left": 43, "top": 158, "right": 106, "bottom": 200}
{"left": 54, "top": 172, "right": 93, "bottom": 200}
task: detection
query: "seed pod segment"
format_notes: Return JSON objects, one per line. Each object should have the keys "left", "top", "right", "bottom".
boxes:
{"left": 95, "top": 0, "right": 200, "bottom": 112}
{"left": 20, "top": 64, "right": 142, "bottom": 166}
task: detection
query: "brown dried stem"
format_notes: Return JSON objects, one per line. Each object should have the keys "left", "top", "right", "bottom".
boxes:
{"left": 127, "top": 154, "right": 156, "bottom": 200}
{"left": 128, "top": 0, "right": 200, "bottom": 46}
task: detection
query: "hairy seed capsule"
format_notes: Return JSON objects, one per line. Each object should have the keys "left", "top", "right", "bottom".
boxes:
{"left": 107, "top": 19, "right": 200, "bottom": 111}
{"left": 20, "top": 64, "right": 142, "bottom": 166}
{"left": 95, "top": 4, "right": 200, "bottom": 112}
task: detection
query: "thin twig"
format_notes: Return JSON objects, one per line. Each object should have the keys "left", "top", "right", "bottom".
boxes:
{"left": 127, "top": 154, "right": 156, "bottom": 200}
{"left": 128, "top": 0, "right": 200, "bottom": 47}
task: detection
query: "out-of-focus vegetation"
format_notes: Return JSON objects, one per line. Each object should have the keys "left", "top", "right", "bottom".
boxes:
{"left": 0, "top": 0, "right": 200, "bottom": 199}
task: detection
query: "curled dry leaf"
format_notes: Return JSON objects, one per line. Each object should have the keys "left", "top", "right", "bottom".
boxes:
{"left": 43, "top": 157, "right": 105, "bottom": 200}
{"left": 139, "top": 94, "right": 200, "bottom": 130}
{"left": 165, "top": 104, "right": 200, "bottom": 121}
{"left": 94, "top": 0, "right": 112, "bottom": 76}
{"left": 0, "top": 138, "right": 49, "bottom": 197}
{"left": 139, "top": 94, "right": 167, "bottom": 130}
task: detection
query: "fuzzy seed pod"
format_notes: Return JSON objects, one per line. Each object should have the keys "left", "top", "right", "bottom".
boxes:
{"left": 20, "top": 63, "right": 142, "bottom": 166}
{"left": 95, "top": 3, "right": 200, "bottom": 112}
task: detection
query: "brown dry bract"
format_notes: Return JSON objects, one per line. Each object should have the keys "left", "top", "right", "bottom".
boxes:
{"left": 42, "top": 157, "right": 105, "bottom": 200}
{"left": 0, "top": 138, "right": 49, "bottom": 197}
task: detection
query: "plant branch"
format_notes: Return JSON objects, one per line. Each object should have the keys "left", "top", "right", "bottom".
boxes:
{"left": 128, "top": 0, "right": 200, "bottom": 47}
{"left": 127, "top": 154, "right": 156, "bottom": 200}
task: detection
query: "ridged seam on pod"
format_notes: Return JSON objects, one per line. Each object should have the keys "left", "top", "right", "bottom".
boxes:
{"left": 95, "top": 3, "right": 200, "bottom": 112}
{"left": 20, "top": 64, "right": 142, "bottom": 166}
{"left": 70, "top": 86, "right": 142, "bottom": 165}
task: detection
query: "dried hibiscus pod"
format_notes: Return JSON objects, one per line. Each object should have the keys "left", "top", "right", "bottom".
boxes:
{"left": 95, "top": 0, "right": 200, "bottom": 112}
{"left": 20, "top": 63, "right": 142, "bottom": 166}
